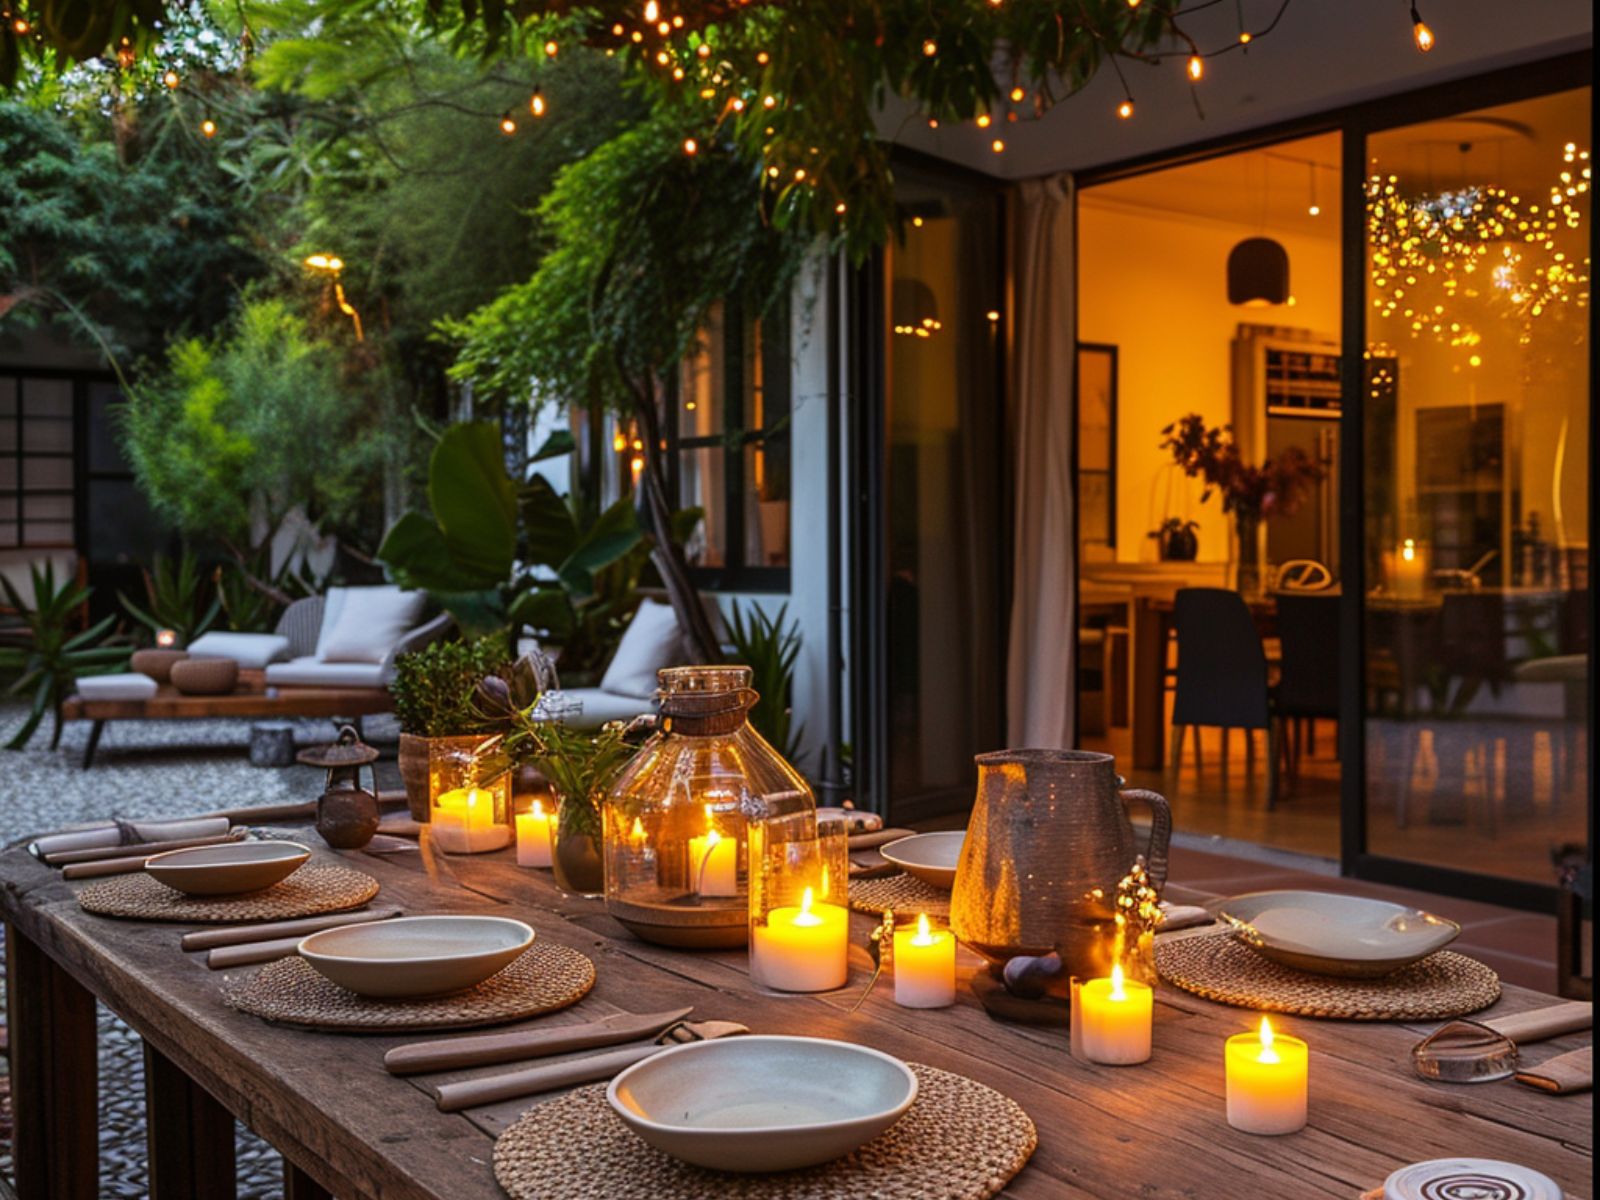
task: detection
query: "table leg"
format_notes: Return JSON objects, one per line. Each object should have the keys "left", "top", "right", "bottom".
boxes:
{"left": 5, "top": 923, "right": 98, "bottom": 1200}
{"left": 144, "top": 1041, "right": 237, "bottom": 1199}
{"left": 284, "top": 1160, "right": 335, "bottom": 1200}
{"left": 1131, "top": 601, "right": 1170, "bottom": 770}
{"left": 82, "top": 718, "right": 105, "bottom": 770}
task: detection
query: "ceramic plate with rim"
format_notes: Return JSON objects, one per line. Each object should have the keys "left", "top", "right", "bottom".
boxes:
{"left": 1218, "top": 890, "right": 1460, "bottom": 978}
{"left": 144, "top": 840, "right": 310, "bottom": 896}
{"left": 298, "top": 915, "right": 533, "bottom": 999}
{"left": 1383, "top": 1158, "right": 1562, "bottom": 1200}
{"left": 879, "top": 831, "right": 965, "bottom": 889}
{"left": 607, "top": 1035, "right": 917, "bottom": 1172}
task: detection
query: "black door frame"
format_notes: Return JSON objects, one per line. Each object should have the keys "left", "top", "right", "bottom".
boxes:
{"left": 1076, "top": 49, "right": 1594, "bottom": 912}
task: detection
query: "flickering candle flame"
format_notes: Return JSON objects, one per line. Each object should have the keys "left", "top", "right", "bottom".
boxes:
{"left": 156, "top": 629, "right": 176, "bottom": 648}
{"left": 914, "top": 912, "right": 934, "bottom": 944}
{"left": 1401, "top": 538, "right": 1416, "bottom": 562}
{"left": 1225, "top": 1015, "right": 1308, "bottom": 1134}
{"left": 1257, "top": 1016, "right": 1279, "bottom": 1064}
{"left": 893, "top": 911, "right": 955, "bottom": 1007}
{"left": 793, "top": 886, "right": 821, "bottom": 926}
{"left": 1109, "top": 962, "right": 1127, "bottom": 1001}
{"left": 1076, "top": 959, "right": 1153, "bottom": 1064}
{"left": 630, "top": 816, "right": 646, "bottom": 846}
{"left": 515, "top": 798, "right": 555, "bottom": 867}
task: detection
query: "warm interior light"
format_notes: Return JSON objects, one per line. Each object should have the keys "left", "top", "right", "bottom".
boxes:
{"left": 544, "top": 40, "right": 558, "bottom": 56}
{"left": 1257, "top": 1016, "right": 1281, "bottom": 1064}
{"left": 1010, "top": 85, "right": 1026, "bottom": 102}
{"left": 1401, "top": 538, "right": 1416, "bottom": 562}
{"left": 922, "top": 39, "right": 937, "bottom": 56}
{"left": 643, "top": 0, "right": 659, "bottom": 20}
{"left": 976, "top": 113, "right": 992, "bottom": 129}
{"left": 991, "top": 138, "right": 1005, "bottom": 153}
{"left": 1238, "top": 30, "right": 1252, "bottom": 44}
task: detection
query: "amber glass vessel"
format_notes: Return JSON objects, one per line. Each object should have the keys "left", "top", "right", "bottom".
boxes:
{"left": 603, "top": 666, "right": 815, "bottom": 948}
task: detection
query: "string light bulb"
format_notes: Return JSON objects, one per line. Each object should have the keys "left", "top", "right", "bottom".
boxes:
{"left": 922, "top": 39, "right": 937, "bottom": 57}
{"left": 1410, "top": 4, "right": 1435, "bottom": 51}
{"left": 543, "top": 40, "right": 558, "bottom": 56}
{"left": 499, "top": 113, "right": 517, "bottom": 135}
{"left": 976, "top": 113, "right": 992, "bottom": 129}
{"left": 1239, "top": 30, "right": 1252, "bottom": 44}
{"left": 1187, "top": 54, "right": 1203, "bottom": 82}
{"left": 1117, "top": 98, "right": 1134, "bottom": 119}
{"left": 162, "top": 69, "right": 180, "bottom": 89}
{"left": 11, "top": 16, "right": 27, "bottom": 32}
{"left": 683, "top": 136, "right": 698, "bottom": 155}
{"left": 529, "top": 90, "right": 546, "bottom": 117}
{"left": 643, "top": 0, "right": 659, "bottom": 21}
{"left": 991, "top": 138, "right": 1005, "bottom": 153}
{"left": 1009, "top": 85, "right": 1025, "bottom": 102}
{"left": 199, "top": 118, "right": 217, "bottom": 138}
{"left": 1307, "top": 163, "right": 1321, "bottom": 216}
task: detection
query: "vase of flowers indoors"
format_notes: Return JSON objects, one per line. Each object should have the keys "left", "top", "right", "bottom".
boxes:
{"left": 1159, "top": 414, "right": 1325, "bottom": 595}
{"left": 508, "top": 714, "right": 636, "bottom": 896}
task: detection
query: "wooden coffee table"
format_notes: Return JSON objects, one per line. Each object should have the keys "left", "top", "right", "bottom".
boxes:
{"left": 61, "top": 669, "right": 393, "bottom": 768}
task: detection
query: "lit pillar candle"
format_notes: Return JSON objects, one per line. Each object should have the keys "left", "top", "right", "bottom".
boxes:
{"left": 515, "top": 799, "right": 556, "bottom": 867}
{"left": 432, "top": 786, "right": 512, "bottom": 854}
{"left": 1077, "top": 964, "right": 1154, "bottom": 1065}
{"left": 893, "top": 913, "right": 955, "bottom": 1008}
{"left": 1389, "top": 538, "right": 1428, "bottom": 598}
{"left": 1225, "top": 1016, "right": 1308, "bottom": 1135}
{"left": 750, "top": 886, "right": 849, "bottom": 992}
{"left": 688, "top": 827, "right": 739, "bottom": 897}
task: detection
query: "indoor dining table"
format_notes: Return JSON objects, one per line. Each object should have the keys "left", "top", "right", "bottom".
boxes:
{"left": 1, "top": 823, "right": 1590, "bottom": 1199}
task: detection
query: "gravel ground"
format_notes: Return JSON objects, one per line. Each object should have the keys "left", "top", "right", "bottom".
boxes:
{"left": 0, "top": 703, "right": 402, "bottom": 1199}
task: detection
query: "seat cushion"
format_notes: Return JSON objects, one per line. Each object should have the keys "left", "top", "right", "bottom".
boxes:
{"left": 265, "top": 657, "right": 389, "bottom": 689}
{"left": 599, "top": 600, "right": 684, "bottom": 699}
{"left": 551, "top": 688, "right": 658, "bottom": 731}
{"left": 77, "top": 673, "right": 159, "bottom": 701}
{"left": 317, "top": 587, "right": 427, "bottom": 665}
{"left": 185, "top": 632, "right": 292, "bottom": 670}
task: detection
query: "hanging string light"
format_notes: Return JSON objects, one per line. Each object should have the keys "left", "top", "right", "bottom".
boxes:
{"left": 1117, "top": 98, "right": 1134, "bottom": 119}
{"left": 529, "top": 89, "right": 546, "bottom": 117}
{"left": 199, "top": 118, "right": 217, "bottom": 138}
{"left": 1307, "top": 163, "right": 1321, "bottom": 216}
{"left": 1186, "top": 54, "right": 1204, "bottom": 81}
{"left": 498, "top": 112, "right": 517, "bottom": 134}
{"left": 162, "top": 69, "right": 180, "bottom": 89}
{"left": 1409, "top": 3, "right": 1435, "bottom": 51}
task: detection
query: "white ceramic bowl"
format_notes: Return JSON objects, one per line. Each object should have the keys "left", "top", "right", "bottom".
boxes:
{"left": 144, "top": 841, "right": 310, "bottom": 896}
{"left": 879, "top": 831, "right": 964, "bottom": 889}
{"left": 1219, "top": 890, "right": 1460, "bottom": 978}
{"left": 298, "top": 915, "right": 534, "bottom": 999}
{"left": 608, "top": 1035, "right": 918, "bottom": 1172}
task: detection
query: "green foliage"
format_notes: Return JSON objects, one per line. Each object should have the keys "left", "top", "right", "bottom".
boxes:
{"left": 213, "top": 544, "right": 293, "bottom": 633}
{"left": 118, "top": 549, "right": 222, "bottom": 647}
{"left": 389, "top": 634, "right": 511, "bottom": 737}
{"left": 0, "top": 98, "right": 267, "bottom": 357}
{"left": 0, "top": 562, "right": 129, "bottom": 750}
{"left": 443, "top": 113, "right": 806, "bottom": 415}
{"left": 120, "top": 297, "right": 383, "bottom": 550}
{"left": 512, "top": 718, "right": 636, "bottom": 838}
{"left": 727, "top": 600, "right": 803, "bottom": 763}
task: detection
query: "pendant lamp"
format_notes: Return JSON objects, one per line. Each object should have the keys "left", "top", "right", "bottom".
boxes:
{"left": 1227, "top": 237, "right": 1290, "bottom": 306}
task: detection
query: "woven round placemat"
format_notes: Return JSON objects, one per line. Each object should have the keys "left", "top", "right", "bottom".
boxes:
{"left": 224, "top": 942, "right": 595, "bottom": 1032}
{"left": 849, "top": 873, "right": 950, "bottom": 920}
{"left": 77, "top": 865, "right": 379, "bottom": 923}
{"left": 1155, "top": 932, "right": 1500, "bottom": 1020}
{"left": 494, "top": 1063, "right": 1035, "bottom": 1200}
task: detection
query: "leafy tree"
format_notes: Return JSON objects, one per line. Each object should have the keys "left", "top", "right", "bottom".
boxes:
{"left": 119, "top": 296, "right": 388, "bottom": 582}
{"left": 443, "top": 116, "right": 806, "bottom": 659}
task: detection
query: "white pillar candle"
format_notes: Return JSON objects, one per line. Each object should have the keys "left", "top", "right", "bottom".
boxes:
{"left": 1225, "top": 1016, "right": 1308, "bottom": 1135}
{"left": 750, "top": 887, "right": 849, "bottom": 992}
{"left": 688, "top": 827, "right": 739, "bottom": 897}
{"left": 431, "top": 786, "right": 512, "bottom": 854}
{"left": 1077, "top": 964, "right": 1153, "bottom": 1065}
{"left": 893, "top": 913, "right": 955, "bottom": 1008}
{"left": 515, "top": 800, "right": 556, "bottom": 868}
{"left": 1388, "top": 539, "right": 1428, "bottom": 598}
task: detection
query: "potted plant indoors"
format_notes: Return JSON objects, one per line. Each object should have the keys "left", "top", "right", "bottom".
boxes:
{"left": 1148, "top": 518, "right": 1200, "bottom": 562}
{"left": 390, "top": 636, "right": 512, "bottom": 821}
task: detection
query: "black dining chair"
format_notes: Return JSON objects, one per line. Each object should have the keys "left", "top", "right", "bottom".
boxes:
{"left": 1169, "top": 587, "right": 1279, "bottom": 804}
{"left": 1272, "top": 592, "right": 1340, "bottom": 794}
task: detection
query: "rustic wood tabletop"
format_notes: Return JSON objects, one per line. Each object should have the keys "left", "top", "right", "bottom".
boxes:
{"left": 1, "top": 825, "right": 1590, "bottom": 1200}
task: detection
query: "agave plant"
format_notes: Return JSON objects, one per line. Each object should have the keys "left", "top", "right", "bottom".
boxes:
{"left": 119, "top": 549, "right": 222, "bottom": 647}
{"left": 0, "top": 562, "right": 130, "bottom": 750}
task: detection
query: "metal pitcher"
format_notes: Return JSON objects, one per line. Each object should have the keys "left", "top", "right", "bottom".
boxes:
{"left": 950, "top": 749, "right": 1171, "bottom": 976}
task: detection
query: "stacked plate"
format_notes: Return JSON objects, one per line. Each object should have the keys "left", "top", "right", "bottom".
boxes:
{"left": 1217, "top": 890, "right": 1460, "bottom": 978}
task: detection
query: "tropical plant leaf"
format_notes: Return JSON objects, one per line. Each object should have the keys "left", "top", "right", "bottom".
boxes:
{"left": 427, "top": 421, "right": 517, "bottom": 584}
{"left": 559, "top": 496, "right": 641, "bottom": 596}
{"left": 529, "top": 428, "right": 576, "bottom": 463}
{"left": 376, "top": 512, "right": 468, "bottom": 593}
{"left": 520, "top": 474, "right": 579, "bottom": 571}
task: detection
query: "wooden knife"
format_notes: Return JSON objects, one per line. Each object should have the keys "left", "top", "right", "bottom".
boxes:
{"left": 384, "top": 1007, "right": 695, "bottom": 1076}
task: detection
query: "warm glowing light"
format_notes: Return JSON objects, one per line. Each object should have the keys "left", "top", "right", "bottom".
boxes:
{"left": 914, "top": 913, "right": 935, "bottom": 944}
{"left": 756, "top": 51, "right": 769, "bottom": 65}
{"left": 683, "top": 137, "right": 698, "bottom": 155}
{"left": 544, "top": 40, "right": 558, "bottom": 56}
{"left": 1468, "top": 354, "right": 1482, "bottom": 367}
{"left": 1117, "top": 99, "right": 1134, "bottom": 119}
{"left": 991, "top": 139, "right": 1005, "bottom": 153}
{"left": 1009, "top": 85, "right": 1026, "bottom": 103}
{"left": 1186, "top": 54, "right": 1204, "bottom": 82}
{"left": 1401, "top": 538, "right": 1416, "bottom": 562}
{"left": 162, "top": 69, "right": 180, "bottom": 89}
{"left": 1309, "top": 204, "right": 1322, "bottom": 216}
{"left": 986, "top": 309, "right": 1000, "bottom": 322}
{"left": 612, "top": 431, "right": 628, "bottom": 452}
{"left": 155, "top": 629, "right": 177, "bottom": 648}
{"left": 793, "top": 887, "right": 821, "bottom": 926}
{"left": 835, "top": 201, "right": 847, "bottom": 214}
{"left": 643, "top": 0, "right": 659, "bottom": 20}
{"left": 976, "top": 113, "right": 992, "bottom": 129}
{"left": 11, "top": 17, "right": 28, "bottom": 32}
{"left": 922, "top": 39, "right": 937, "bottom": 57}
{"left": 762, "top": 94, "right": 776, "bottom": 108}
{"left": 199, "top": 119, "right": 217, "bottom": 138}
{"left": 1411, "top": 6, "right": 1435, "bottom": 52}
{"left": 303, "top": 253, "right": 345, "bottom": 273}
{"left": 1109, "top": 962, "right": 1127, "bottom": 1000}
{"left": 1257, "top": 1016, "right": 1280, "bottom": 1064}
{"left": 629, "top": 816, "right": 646, "bottom": 846}
{"left": 529, "top": 91, "right": 546, "bottom": 117}
{"left": 1239, "top": 30, "right": 1252, "bottom": 43}
{"left": 911, "top": 215, "right": 924, "bottom": 227}
{"left": 499, "top": 115, "right": 517, "bottom": 135}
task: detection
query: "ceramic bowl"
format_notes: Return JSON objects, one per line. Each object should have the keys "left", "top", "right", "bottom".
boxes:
{"left": 879, "top": 831, "right": 964, "bottom": 889}
{"left": 298, "top": 915, "right": 534, "bottom": 999}
{"left": 144, "top": 841, "right": 310, "bottom": 896}
{"left": 1218, "top": 890, "right": 1460, "bottom": 978}
{"left": 607, "top": 1035, "right": 917, "bottom": 1172}
{"left": 1383, "top": 1158, "right": 1562, "bottom": 1200}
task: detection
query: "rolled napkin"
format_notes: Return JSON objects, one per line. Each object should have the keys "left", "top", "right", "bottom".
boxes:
{"left": 179, "top": 906, "right": 403, "bottom": 952}
{"left": 31, "top": 816, "right": 233, "bottom": 859}
{"left": 1514, "top": 1045, "right": 1592, "bottom": 1095}
{"left": 847, "top": 828, "right": 919, "bottom": 852}
{"left": 1484, "top": 1001, "right": 1592, "bottom": 1045}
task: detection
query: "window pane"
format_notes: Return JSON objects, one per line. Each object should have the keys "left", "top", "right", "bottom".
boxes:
{"left": 678, "top": 303, "right": 727, "bottom": 437}
{"left": 678, "top": 446, "right": 727, "bottom": 568}
{"left": 745, "top": 436, "right": 789, "bottom": 567}
{"left": 0, "top": 376, "right": 15, "bottom": 416}
{"left": 23, "top": 494, "right": 71, "bottom": 521}
{"left": 23, "top": 521, "right": 72, "bottom": 545}
{"left": 23, "top": 458, "right": 71, "bottom": 490}
{"left": 1362, "top": 87, "right": 1590, "bottom": 885}
{"left": 21, "top": 378, "right": 71, "bottom": 417}
{"left": 23, "top": 418, "right": 72, "bottom": 454}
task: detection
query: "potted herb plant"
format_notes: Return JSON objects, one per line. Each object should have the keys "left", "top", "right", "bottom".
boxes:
{"left": 507, "top": 717, "right": 636, "bottom": 896}
{"left": 389, "top": 636, "right": 511, "bottom": 821}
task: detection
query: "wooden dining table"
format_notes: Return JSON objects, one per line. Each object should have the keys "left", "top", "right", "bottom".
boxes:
{"left": 1, "top": 824, "right": 1591, "bottom": 1199}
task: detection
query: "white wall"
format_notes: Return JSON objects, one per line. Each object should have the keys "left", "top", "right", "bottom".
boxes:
{"left": 1076, "top": 196, "right": 1341, "bottom": 562}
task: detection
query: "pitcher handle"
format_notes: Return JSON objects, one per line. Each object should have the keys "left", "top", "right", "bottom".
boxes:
{"left": 1118, "top": 788, "right": 1172, "bottom": 889}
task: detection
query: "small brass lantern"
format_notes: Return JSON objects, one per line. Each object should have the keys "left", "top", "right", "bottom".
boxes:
{"left": 300, "top": 724, "right": 382, "bottom": 849}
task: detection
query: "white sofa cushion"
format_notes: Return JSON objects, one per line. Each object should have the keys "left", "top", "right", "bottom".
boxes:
{"left": 599, "top": 600, "right": 683, "bottom": 699}
{"left": 317, "top": 587, "right": 427, "bottom": 665}
{"left": 185, "top": 632, "right": 292, "bottom": 669}
{"left": 78, "top": 673, "right": 159, "bottom": 701}
{"left": 552, "top": 687, "right": 658, "bottom": 731}
{"left": 265, "top": 657, "right": 389, "bottom": 689}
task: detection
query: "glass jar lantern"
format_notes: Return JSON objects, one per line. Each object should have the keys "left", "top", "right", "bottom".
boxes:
{"left": 603, "top": 666, "right": 816, "bottom": 948}
{"left": 428, "top": 734, "right": 512, "bottom": 854}
{"left": 749, "top": 816, "right": 850, "bottom": 992}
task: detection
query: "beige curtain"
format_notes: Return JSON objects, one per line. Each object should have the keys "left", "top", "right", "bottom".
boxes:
{"left": 1005, "top": 174, "right": 1077, "bottom": 747}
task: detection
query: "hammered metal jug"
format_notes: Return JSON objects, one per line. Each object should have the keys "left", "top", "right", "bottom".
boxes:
{"left": 950, "top": 749, "right": 1171, "bottom": 977}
